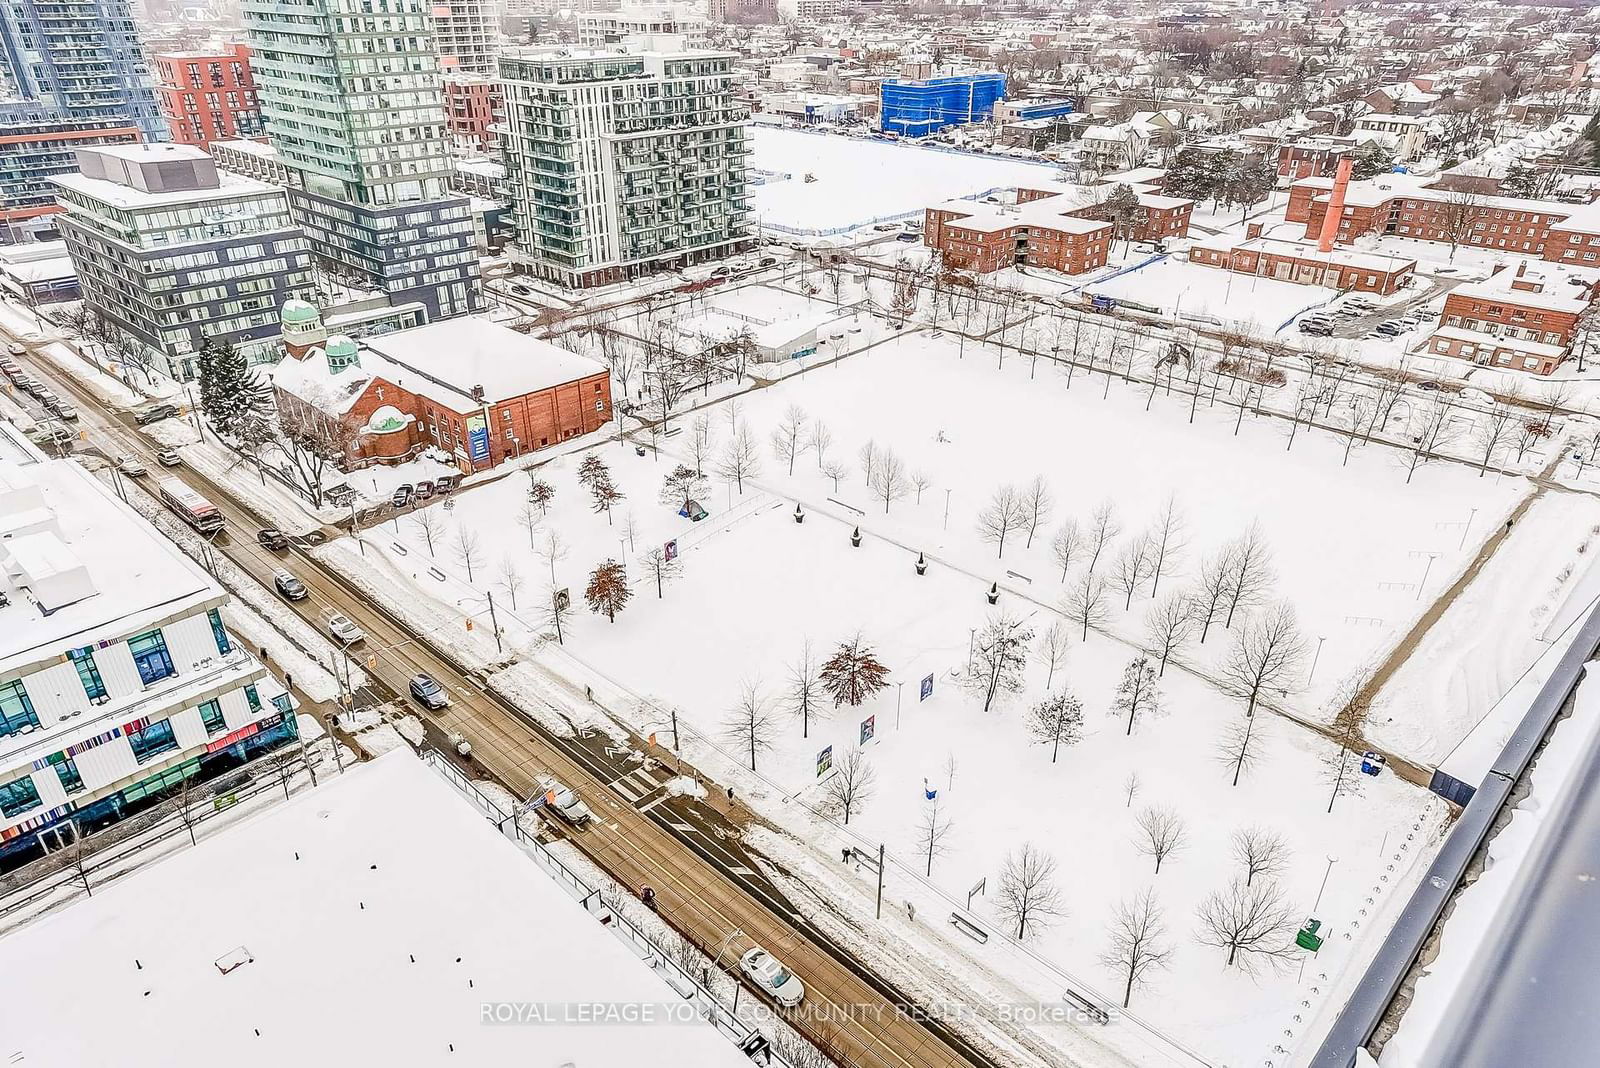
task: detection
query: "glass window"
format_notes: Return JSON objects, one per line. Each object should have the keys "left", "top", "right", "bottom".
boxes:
{"left": 0, "top": 776, "right": 41, "bottom": 818}
{"left": 244, "top": 684, "right": 261, "bottom": 712}
{"left": 128, "top": 630, "right": 175, "bottom": 685}
{"left": 128, "top": 719, "right": 178, "bottom": 763}
{"left": 51, "top": 754, "right": 84, "bottom": 795}
{"left": 0, "top": 680, "right": 41, "bottom": 738}
{"left": 207, "top": 609, "right": 232, "bottom": 655}
{"left": 69, "top": 647, "right": 107, "bottom": 701}
{"left": 199, "top": 699, "right": 225, "bottom": 735}
{"left": 271, "top": 693, "right": 293, "bottom": 715}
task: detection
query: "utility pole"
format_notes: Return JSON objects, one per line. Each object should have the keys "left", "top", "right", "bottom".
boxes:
{"left": 486, "top": 591, "right": 502, "bottom": 653}
{"left": 876, "top": 843, "right": 886, "bottom": 919}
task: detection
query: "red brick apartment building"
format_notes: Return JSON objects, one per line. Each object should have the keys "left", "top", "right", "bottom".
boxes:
{"left": 274, "top": 317, "right": 612, "bottom": 473}
{"left": 1189, "top": 224, "right": 1417, "bottom": 294}
{"left": 1286, "top": 175, "right": 1600, "bottom": 263}
{"left": 444, "top": 74, "right": 501, "bottom": 153}
{"left": 925, "top": 183, "right": 1193, "bottom": 275}
{"left": 1424, "top": 263, "right": 1596, "bottom": 376}
{"left": 152, "top": 43, "right": 262, "bottom": 148}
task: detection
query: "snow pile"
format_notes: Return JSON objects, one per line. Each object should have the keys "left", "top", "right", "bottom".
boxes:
{"left": 665, "top": 776, "right": 707, "bottom": 799}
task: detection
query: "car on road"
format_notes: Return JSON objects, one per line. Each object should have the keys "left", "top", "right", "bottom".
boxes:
{"left": 895, "top": 232, "right": 918, "bottom": 241}
{"left": 48, "top": 401, "right": 78, "bottom": 421}
{"left": 1375, "top": 320, "right": 1405, "bottom": 336}
{"left": 740, "top": 946, "right": 805, "bottom": 1007}
{"left": 256, "top": 528, "right": 289, "bottom": 551}
{"left": 156, "top": 449, "right": 182, "bottom": 467}
{"left": 23, "top": 421, "right": 71, "bottom": 448}
{"left": 409, "top": 673, "right": 449, "bottom": 710}
{"left": 118, "top": 457, "right": 148, "bottom": 478}
{"left": 1299, "top": 321, "right": 1334, "bottom": 336}
{"left": 1416, "top": 380, "right": 1441, "bottom": 392}
{"left": 273, "top": 569, "right": 308, "bottom": 601}
{"left": 508, "top": 283, "right": 532, "bottom": 296}
{"left": 391, "top": 483, "right": 413, "bottom": 508}
{"left": 6, "top": 343, "right": 23, "bottom": 357}
{"left": 327, "top": 613, "right": 365, "bottom": 644}
{"left": 135, "top": 403, "right": 179, "bottom": 425}
{"left": 537, "top": 779, "right": 594, "bottom": 826}
{"left": 757, "top": 255, "right": 779, "bottom": 267}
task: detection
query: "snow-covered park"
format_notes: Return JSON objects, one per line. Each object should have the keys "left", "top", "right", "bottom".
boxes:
{"left": 299, "top": 306, "right": 1600, "bottom": 1066}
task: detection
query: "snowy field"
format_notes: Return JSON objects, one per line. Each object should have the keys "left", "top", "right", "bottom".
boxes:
{"left": 752, "top": 127, "right": 1066, "bottom": 235}
{"left": 318, "top": 324, "right": 1575, "bottom": 1064}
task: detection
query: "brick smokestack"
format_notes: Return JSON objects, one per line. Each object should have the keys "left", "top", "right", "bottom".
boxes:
{"left": 1317, "top": 158, "right": 1353, "bottom": 254}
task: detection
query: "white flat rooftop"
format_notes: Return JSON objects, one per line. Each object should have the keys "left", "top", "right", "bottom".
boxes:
{"left": 0, "top": 441, "right": 217, "bottom": 676}
{"left": 50, "top": 168, "right": 280, "bottom": 210}
{"left": 363, "top": 318, "right": 607, "bottom": 410}
{"left": 0, "top": 751, "right": 756, "bottom": 1068}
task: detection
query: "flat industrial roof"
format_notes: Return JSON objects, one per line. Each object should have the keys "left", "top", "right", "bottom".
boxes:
{"left": 0, "top": 751, "right": 757, "bottom": 1068}
{"left": 363, "top": 318, "right": 608, "bottom": 409}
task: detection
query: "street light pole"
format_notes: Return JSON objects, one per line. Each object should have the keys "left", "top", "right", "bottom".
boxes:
{"left": 1313, "top": 854, "right": 1339, "bottom": 911}
{"left": 1459, "top": 506, "right": 1478, "bottom": 550}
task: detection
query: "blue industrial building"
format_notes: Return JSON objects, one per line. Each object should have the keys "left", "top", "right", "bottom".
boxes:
{"left": 1006, "top": 98, "right": 1075, "bottom": 122}
{"left": 880, "top": 73, "right": 1007, "bottom": 138}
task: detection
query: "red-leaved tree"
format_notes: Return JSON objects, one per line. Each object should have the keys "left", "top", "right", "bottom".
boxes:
{"left": 820, "top": 636, "right": 890, "bottom": 708}
{"left": 585, "top": 559, "right": 632, "bottom": 622}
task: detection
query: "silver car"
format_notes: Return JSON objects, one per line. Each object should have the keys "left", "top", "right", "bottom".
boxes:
{"left": 740, "top": 946, "right": 805, "bottom": 1007}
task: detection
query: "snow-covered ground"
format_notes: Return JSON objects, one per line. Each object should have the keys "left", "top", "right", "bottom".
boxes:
{"left": 0, "top": 751, "right": 761, "bottom": 1068}
{"left": 299, "top": 322, "right": 1554, "bottom": 1065}
{"left": 1086, "top": 257, "right": 1337, "bottom": 333}
{"left": 753, "top": 127, "right": 1067, "bottom": 235}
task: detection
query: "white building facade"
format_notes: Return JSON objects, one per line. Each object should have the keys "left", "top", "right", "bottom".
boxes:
{"left": 0, "top": 431, "right": 298, "bottom": 874}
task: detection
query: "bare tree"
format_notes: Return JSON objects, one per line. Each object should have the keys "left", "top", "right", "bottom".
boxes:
{"left": 723, "top": 676, "right": 780, "bottom": 771}
{"left": 716, "top": 422, "right": 763, "bottom": 493}
{"left": 1085, "top": 501, "right": 1122, "bottom": 577}
{"left": 543, "top": 583, "right": 571, "bottom": 645}
{"left": 869, "top": 447, "right": 909, "bottom": 513}
{"left": 410, "top": 507, "right": 446, "bottom": 557}
{"left": 976, "top": 484, "right": 1029, "bottom": 558}
{"left": 1143, "top": 593, "right": 1192, "bottom": 676}
{"left": 1217, "top": 712, "right": 1268, "bottom": 787}
{"left": 1122, "top": 771, "right": 1141, "bottom": 808}
{"left": 1110, "top": 535, "right": 1154, "bottom": 611}
{"left": 176, "top": 773, "right": 203, "bottom": 847}
{"left": 1196, "top": 880, "right": 1296, "bottom": 973}
{"left": 1100, "top": 890, "right": 1172, "bottom": 1009}
{"left": 639, "top": 545, "right": 681, "bottom": 599}
{"left": 996, "top": 842, "right": 1065, "bottom": 939}
{"left": 913, "top": 798, "right": 954, "bottom": 875}
{"left": 823, "top": 745, "right": 877, "bottom": 824}
{"left": 857, "top": 439, "right": 878, "bottom": 487}
{"left": 497, "top": 557, "right": 524, "bottom": 609}
{"left": 943, "top": 752, "right": 959, "bottom": 793}
{"left": 1323, "top": 712, "right": 1367, "bottom": 813}
{"left": 689, "top": 413, "right": 716, "bottom": 476}
{"left": 1052, "top": 519, "right": 1083, "bottom": 581}
{"left": 1146, "top": 496, "right": 1186, "bottom": 595}
{"left": 1222, "top": 524, "right": 1275, "bottom": 629}
{"left": 771, "top": 403, "right": 807, "bottom": 476}
{"left": 1437, "top": 186, "right": 1483, "bottom": 262}
{"left": 787, "top": 640, "right": 823, "bottom": 738}
{"left": 1192, "top": 544, "right": 1238, "bottom": 643}
{"left": 64, "top": 833, "right": 94, "bottom": 898}
{"left": 1231, "top": 827, "right": 1290, "bottom": 887}
{"left": 1037, "top": 622, "right": 1070, "bottom": 688}
{"left": 527, "top": 476, "right": 555, "bottom": 516}
{"left": 1405, "top": 397, "right": 1460, "bottom": 485}
{"left": 1113, "top": 655, "right": 1162, "bottom": 735}
{"left": 1134, "top": 805, "right": 1185, "bottom": 874}
{"left": 806, "top": 419, "right": 834, "bottom": 469}
{"left": 911, "top": 469, "right": 933, "bottom": 505}
{"left": 517, "top": 499, "right": 542, "bottom": 549}
{"left": 1027, "top": 691, "right": 1084, "bottom": 762}
{"left": 1220, "top": 601, "right": 1306, "bottom": 718}
{"left": 1473, "top": 398, "right": 1520, "bottom": 477}
{"left": 821, "top": 458, "right": 851, "bottom": 492}
{"left": 1064, "top": 571, "right": 1109, "bottom": 640}
{"left": 588, "top": 470, "right": 625, "bottom": 525}
{"left": 537, "top": 528, "right": 568, "bottom": 586}
{"left": 967, "top": 612, "right": 1034, "bottom": 712}
{"left": 452, "top": 526, "right": 483, "bottom": 583}
{"left": 1020, "top": 475, "right": 1054, "bottom": 548}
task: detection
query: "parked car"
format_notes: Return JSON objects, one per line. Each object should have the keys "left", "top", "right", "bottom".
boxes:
{"left": 118, "top": 457, "right": 148, "bottom": 478}
{"left": 414, "top": 480, "right": 435, "bottom": 499}
{"left": 508, "top": 283, "right": 532, "bottom": 296}
{"left": 872, "top": 222, "right": 898, "bottom": 232}
{"left": 135, "top": 403, "right": 178, "bottom": 425}
{"left": 6, "top": 343, "right": 24, "bottom": 356}
{"left": 1375, "top": 320, "right": 1404, "bottom": 336}
{"left": 391, "top": 483, "right": 414, "bottom": 508}
{"left": 409, "top": 673, "right": 449, "bottom": 709}
{"left": 537, "top": 779, "right": 594, "bottom": 826}
{"left": 256, "top": 528, "right": 289, "bottom": 551}
{"left": 49, "top": 401, "right": 78, "bottom": 421}
{"left": 895, "top": 232, "right": 918, "bottom": 242}
{"left": 24, "top": 421, "right": 71, "bottom": 447}
{"left": 273, "top": 569, "right": 308, "bottom": 601}
{"left": 0, "top": 359, "right": 20, "bottom": 378}
{"left": 1299, "top": 321, "right": 1334, "bottom": 337}
{"left": 156, "top": 449, "right": 182, "bottom": 467}
{"left": 740, "top": 946, "right": 805, "bottom": 1007}
{"left": 757, "top": 255, "right": 779, "bottom": 267}
{"left": 434, "top": 474, "right": 456, "bottom": 493}
{"left": 327, "top": 613, "right": 365, "bottom": 644}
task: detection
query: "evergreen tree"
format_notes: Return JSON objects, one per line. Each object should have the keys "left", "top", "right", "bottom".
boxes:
{"left": 1348, "top": 142, "right": 1396, "bottom": 181}
{"left": 195, "top": 335, "right": 272, "bottom": 441}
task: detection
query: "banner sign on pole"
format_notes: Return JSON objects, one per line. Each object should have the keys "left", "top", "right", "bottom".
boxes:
{"left": 816, "top": 745, "right": 833, "bottom": 778}
{"left": 920, "top": 673, "right": 934, "bottom": 701}
{"left": 664, "top": 538, "right": 679, "bottom": 563}
{"left": 860, "top": 715, "right": 875, "bottom": 745}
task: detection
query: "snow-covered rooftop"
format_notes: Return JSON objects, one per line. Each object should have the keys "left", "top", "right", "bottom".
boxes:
{"left": 0, "top": 432, "right": 219, "bottom": 676}
{"left": 0, "top": 751, "right": 757, "bottom": 1068}
{"left": 362, "top": 318, "right": 607, "bottom": 409}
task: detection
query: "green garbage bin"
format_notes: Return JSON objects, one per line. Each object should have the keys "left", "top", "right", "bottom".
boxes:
{"left": 1296, "top": 918, "right": 1324, "bottom": 952}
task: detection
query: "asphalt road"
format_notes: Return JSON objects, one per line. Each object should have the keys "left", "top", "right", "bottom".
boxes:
{"left": 4, "top": 334, "right": 993, "bottom": 1068}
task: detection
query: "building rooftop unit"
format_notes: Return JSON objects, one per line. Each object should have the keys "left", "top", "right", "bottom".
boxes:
{"left": 0, "top": 427, "right": 218, "bottom": 677}
{"left": 51, "top": 147, "right": 280, "bottom": 211}
{"left": 0, "top": 750, "right": 759, "bottom": 1068}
